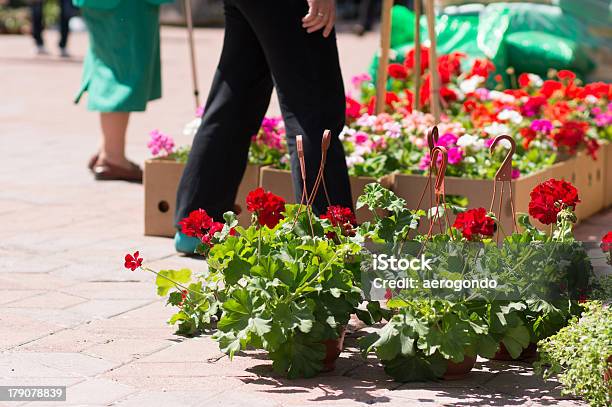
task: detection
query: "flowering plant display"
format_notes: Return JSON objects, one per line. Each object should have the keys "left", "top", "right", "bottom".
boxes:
{"left": 356, "top": 178, "right": 594, "bottom": 381}
{"left": 248, "top": 116, "right": 290, "bottom": 169}
{"left": 151, "top": 114, "right": 289, "bottom": 167}
{"left": 147, "top": 129, "right": 190, "bottom": 163}
{"left": 343, "top": 50, "right": 611, "bottom": 180}
{"left": 132, "top": 187, "right": 387, "bottom": 377}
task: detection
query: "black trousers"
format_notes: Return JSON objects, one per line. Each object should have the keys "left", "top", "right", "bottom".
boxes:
{"left": 175, "top": 0, "right": 353, "bottom": 224}
{"left": 31, "top": 0, "right": 73, "bottom": 48}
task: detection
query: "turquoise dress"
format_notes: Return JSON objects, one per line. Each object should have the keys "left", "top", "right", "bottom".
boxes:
{"left": 74, "top": 0, "right": 174, "bottom": 112}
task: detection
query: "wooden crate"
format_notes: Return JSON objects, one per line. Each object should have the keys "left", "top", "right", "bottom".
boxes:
{"left": 144, "top": 159, "right": 259, "bottom": 237}
{"left": 258, "top": 167, "right": 386, "bottom": 224}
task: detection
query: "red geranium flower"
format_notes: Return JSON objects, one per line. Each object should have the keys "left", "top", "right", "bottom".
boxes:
{"left": 453, "top": 208, "right": 495, "bottom": 241}
{"left": 580, "top": 82, "right": 611, "bottom": 99}
{"left": 366, "top": 92, "right": 401, "bottom": 114}
{"left": 345, "top": 96, "right": 362, "bottom": 120}
{"left": 520, "top": 127, "right": 538, "bottom": 149}
{"left": 539, "top": 80, "right": 563, "bottom": 98}
{"left": 388, "top": 63, "right": 408, "bottom": 79}
{"left": 246, "top": 187, "right": 286, "bottom": 228}
{"left": 520, "top": 96, "right": 547, "bottom": 117}
{"left": 557, "top": 70, "right": 576, "bottom": 81}
{"left": 437, "top": 52, "right": 463, "bottom": 83}
{"left": 321, "top": 205, "right": 357, "bottom": 238}
{"left": 601, "top": 231, "right": 612, "bottom": 253}
{"left": 518, "top": 73, "right": 531, "bottom": 88}
{"left": 551, "top": 121, "right": 588, "bottom": 154}
{"left": 404, "top": 46, "right": 429, "bottom": 74}
{"left": 124, "top": 251, "right": 143, "bottom": 271}
{"left": 469, "top": 58, "right": 495, "bottom": 79}
{"left": 440, "top": 87, "right": 458, "bottom": 102}
{"left": 179, "top": 209, "right": 214, "bottom": 239}
{"left": 528, "top": 179, "right": 580, "bottom": 225}
{"left": 201, "top": 221, "right": 224, "bottom": 247}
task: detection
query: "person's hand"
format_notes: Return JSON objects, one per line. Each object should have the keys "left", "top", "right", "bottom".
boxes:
{"left": 302, "top": 0, "right": 336, "bottom": 38}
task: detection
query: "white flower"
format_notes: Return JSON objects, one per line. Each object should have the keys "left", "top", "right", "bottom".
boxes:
{"left": 528, "top": 73, "right": 543, "bottom": 87}
{"left": 356, "top": 114, "right": 377, "bottom": 128}
{"left": 339, "top": 126, "right": 354, "bottom": 141}
{"left": 183, "top": 118, "right": 202, "bottom": 138}
{"left": 345, "top": 154, "right": 365, "bottom": 167}
{"left": 585, "top": 95, "right": 598, "bottom": 104}
{"left": 383, "top": 121, "right": 402, "bottom": 138}
{"left": 484, "top": 122, "right": 509, "bottom": 137}
{"left": 459, "top": 75, "right": 485, "bottom": 94}
{"left": 489, "top": 90, "right": 516, "bottom": 104}
{"left": 463, "top": 156, "right": 476, "bottom": 164}
{"left": 457, "top": 134, "right": 485, "bottom": 151}
{"left": 497, "top": 109, "right": 523, "bottom": 124}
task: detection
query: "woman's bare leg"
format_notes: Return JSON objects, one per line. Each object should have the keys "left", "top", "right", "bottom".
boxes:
{"left": 98, "top": 112, "right": 131, "bottom": 168}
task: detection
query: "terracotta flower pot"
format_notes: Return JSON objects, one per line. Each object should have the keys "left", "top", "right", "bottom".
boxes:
{"left": 443, "top": 354, "right": 477, "bottom": 380}
{"left": 492, "top": 342, "right": 538, "bottom": 361}
{"left": 321, "top": 327, "right": 346, "bottom": 372}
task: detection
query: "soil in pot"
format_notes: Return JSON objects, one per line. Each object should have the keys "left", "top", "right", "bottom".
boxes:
{"left": 493, "top": 342, "right": 537, "bottom": 362}
{"left": 321, "top": 327, "right": 347, "bottom": 372}
{"left": 443, "top": 354, "right": 477, "bottom": 380}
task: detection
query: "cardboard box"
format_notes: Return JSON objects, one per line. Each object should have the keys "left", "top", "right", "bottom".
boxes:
{"left": 548, "top": 151, "right": 605, "bottom": 220}
{"left": 258, "top": 167, "right": 388, "bottom": 224}
{"left": 390, "top": 165, "right": 556, "bottom": 234}
{"left": 144, "top": 159, "right": 185, "bottom": 237}
{"left": 144, "top": 159, "right": 260, "bottom": 237}
{"left": 391, "top": 152, "right": 606, "bottom": 234}
{"left": 602, "top": 141, "right": 612, "bottom": 209}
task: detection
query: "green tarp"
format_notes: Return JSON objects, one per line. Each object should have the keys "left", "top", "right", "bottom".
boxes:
{"left": 370, "top": 2, "right": 598, "bottom": 87}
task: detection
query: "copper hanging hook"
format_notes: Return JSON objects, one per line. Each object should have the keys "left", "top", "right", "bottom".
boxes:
{"left": 489, "top": 135, "right": 516, "bottom": 182}
{"left": 294, "top": 135, "right": 315, "bottom": 236}
{"left": 489, "top": 134, "right": 517, "bottom": 241}
{"left": 430, "top": 146, "right": 447, "bottom": 197}
{"left": 427, "top": 126, "right": 439, "bottom": 151}
{"left": 425, "top": 146, "right": 451, "bottom": 240}
{"left": 296, "top": 135, "right": 307, "bottom": 184}
{"left": 308, "top": 130, "right": 332, "bottom": 208}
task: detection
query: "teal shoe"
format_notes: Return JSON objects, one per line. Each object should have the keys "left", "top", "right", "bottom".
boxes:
{"left": 174, "top": 232, "right": 200, "bottom": 255}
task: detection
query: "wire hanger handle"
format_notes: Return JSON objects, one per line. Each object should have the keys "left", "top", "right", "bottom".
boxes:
{"left": 490, "top": 135, "right": 516, "bottom": 182}
{"left": 430, "top": 146, "right": 447, "bottom": 196}
{"left": 427, "top": 126, "right": 439, "bottom": 151}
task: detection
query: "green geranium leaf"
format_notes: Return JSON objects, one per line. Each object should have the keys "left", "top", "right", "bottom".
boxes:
{"left": 156, "top": 269, "right": 192, "bottom": 296}
{"left": 501, "top": 324, "right": 531, "bottom": 359}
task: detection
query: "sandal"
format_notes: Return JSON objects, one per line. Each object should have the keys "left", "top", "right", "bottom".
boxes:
{"left": 93, "top": 160, "right": 143, "bottom": 183}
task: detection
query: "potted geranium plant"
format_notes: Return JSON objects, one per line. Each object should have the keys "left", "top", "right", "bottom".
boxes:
{"left": 131, "top": 182, "right": 387, "bottom": 378}
{"left": 356, "top": 183, "right": 495, "bottom": 381}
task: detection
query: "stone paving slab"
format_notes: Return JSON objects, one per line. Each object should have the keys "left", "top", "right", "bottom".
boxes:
{"left": 1, "top": 26, "right": 607, "bottom": 406}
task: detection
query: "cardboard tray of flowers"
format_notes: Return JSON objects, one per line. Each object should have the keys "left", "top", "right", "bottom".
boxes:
{"left": 144, "top": 159, "right": 260, "bottom": 237}
{"left": 388, "top": 150, "right": 604, "bottom": 233}
{"left": 259, "top": 166, "right": 392, "bottom": 224}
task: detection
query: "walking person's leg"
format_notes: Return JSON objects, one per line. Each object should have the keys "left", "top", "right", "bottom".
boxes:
{"left": 31, "top": 0, "right": 46, "bottom": 54}
{"left": 58, "top": 0, "right": 72, "bottom": 57}
{"left": 175, "top": 1, "right": 274, "bottom": 251}
{"left": 233, "top": 0, "right": 353, "bottom": 214}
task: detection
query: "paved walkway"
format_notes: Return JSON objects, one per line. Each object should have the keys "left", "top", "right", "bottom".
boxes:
{"left": 0, "top": 27, "right": 609, "bottom": 406}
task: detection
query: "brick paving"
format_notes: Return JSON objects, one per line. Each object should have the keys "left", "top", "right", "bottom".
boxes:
{"left": 0, "top": 26, "right": 609, "bottom": 406}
